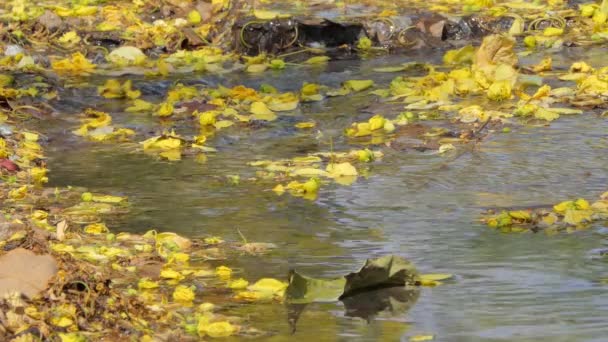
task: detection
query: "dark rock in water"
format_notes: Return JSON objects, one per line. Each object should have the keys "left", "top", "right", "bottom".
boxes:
{"left": 36, "top": 10, "right": 63, "bottom": 32}
{"left": 85, "top": 31, "right": 124, "bottom": 50}
{"left": 443, "top": 15, "right": 491, "bottom": 40}
{"left": 442, "top": 15, "right": 515, "bottom": 41}
{"left": 234, "top": 17, "right": 365, "bottom": 55}
{"left": 234, "top": 18, "right": 300, "bottom": 55}
{"left": 298, "top": 19, "right": 365, "bottom": 48}
{"left": 232, "top": 12, "right": 525, "bottom": 55}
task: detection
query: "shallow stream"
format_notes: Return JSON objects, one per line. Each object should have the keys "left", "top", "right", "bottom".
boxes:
{"left": 40, "top": 49, "right": 608, "bottom": 341}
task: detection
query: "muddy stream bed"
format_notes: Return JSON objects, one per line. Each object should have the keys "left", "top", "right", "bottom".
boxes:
{"left": 34, "top": 49, "right": 608, "bottom": 341}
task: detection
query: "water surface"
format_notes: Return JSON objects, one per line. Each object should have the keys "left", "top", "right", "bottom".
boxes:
{"left": 43, "top": 48, "right": 608, "bottom": 341}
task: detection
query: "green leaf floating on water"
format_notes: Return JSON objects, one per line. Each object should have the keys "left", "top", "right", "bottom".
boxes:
{"left": 286, "top": 271, "right": 346, "bottom": 303}
{"left": 286, "top": 255, "right": 419, "bottom": 303}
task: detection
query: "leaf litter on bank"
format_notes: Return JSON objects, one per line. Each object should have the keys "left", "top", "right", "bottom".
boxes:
{"left": 2, "top": 0, "right": 608, "bottom": 339}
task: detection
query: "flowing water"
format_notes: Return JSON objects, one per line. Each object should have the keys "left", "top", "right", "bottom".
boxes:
{"left": 40, "top": 48, "right": 608, "bottom": 341}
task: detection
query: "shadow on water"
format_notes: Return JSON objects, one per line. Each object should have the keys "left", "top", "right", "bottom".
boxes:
{"left": 288, "top": 285, "right": 420, "bottom": 334}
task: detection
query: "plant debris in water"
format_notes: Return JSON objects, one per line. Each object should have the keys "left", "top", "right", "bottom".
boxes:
{"left": 482, "top": 192, "right": 608, "bottom": 234}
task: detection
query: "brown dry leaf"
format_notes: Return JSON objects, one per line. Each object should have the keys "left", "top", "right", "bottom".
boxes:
{"left": 0, "top": 248, "right": 58, "bottom": 298}
{"left": 237, "top": 242, "right": 277, "bottom": 255}
{"left": 474, "top": 35, "right": 518, "bottom": 68}
{"left": 56, "top": 220, "right": 67, "bottom": 241}
{"left": 36, "top": 10, "right": 63, "bottom": 32}
{"left": 179, "top": 100, "right": 217, "bottom": 114}
{"left": 136, "top": 261, "right": 163, "bottom": 279}
{"left": 195, "top": 1, "right": 213, "bottom": 22}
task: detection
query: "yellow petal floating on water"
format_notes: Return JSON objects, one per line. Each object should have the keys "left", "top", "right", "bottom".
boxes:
{"left": 246, "top": 64, "right": 268, "bottom": 73}
{"left": 268, "top": 92, "right": 299, "bottom": 111}
{"left": 487, "top": 80, "right": 512, "bottom": 101}
{"left": 290, "top": 168, "right": 328, "bottom": 177}
{"left": 444, "top": 45, "right": 475, "bottom": 65}
{"left": 214, "top": 120, "right": 234, "bottom": 129}
{"left": 172, "top": 285, "right": 195, "bottom": 304}
{"left": 83, "top": 222, "right": 109, "bottom": 235}
{"left": 168, "top": 252, "right": 190, "bottom": 264}
{"left": 532, "top": 57, "right": 552, "bottom": 73}
{"left": 438, "top": 144, "right": 455, "bottom": 154}
{"left": 199, "top": 110, "right": 219, "bottom": 126}
{"left": 250, "top": 102, "right": 277, "bottom": 121}
{"left": 160, "top": 149, "right": 181, "bottom": 161}
{"left": 198, "top": 320, "right": 236, "bottom": 338}
{"left": 282, "top": 178, "right": 321, "bottom": 199}
{"left": 326, "top": 162, "right": 358, "bottom": 178}
{"left": 419, "top": 274, "right": 452, "bottom": 286}
{"left": 509, "top": 210, "right": 531, "bottom": 221}
{"left": 554, "top": 200, "right": 574, "bottom": 213}
{"left": 156, "top": 101, "right": 174, "bottom": 117}
{"left": 228, "top": 278, "right": 249, "bottom": 290}
{"left": 344, "top": 80, "right": 374, "bottom": 92}
{"left": 534, "top": 108, "right": 560, "bottom": 122}
{"left": 420, "top": 274, "right": 452, "bottom": 281}
{"left": 229, "top": 85, "right": 259, "bottom": 101}
{"left": 575, "top": 198, "right": 590, "bottom": 210}
{"left": 126, "top": 99, "right": 154, "bottom": 112}
{"left": 295, "top": 121, "right": 316, "bottom": 129}
{"left": 304, "top": 56, "right": 330, "bottom": 65}
{"left": 570, "top": 61, "right": 593, "bottom": 73}
{"left": 51, "top": 52, "right": 96, "bottom": 75}
{"left": 272, "top": 184, "right": 285, "bottom": 195}
{"left": 269, "top": 59, "right": 286, "bottom": 70}
{"left": 82, "top": 193, "right": 127, "bottom": 204}
{"left": 236, "top": 278, "right": 288, "bottom": 301}
{"left": 141, "top": 135, "right": 182, "bottom": 150}
{"left": 563, "top": 209, "right": 593, "bottom": 226}
{"left": 248, "top": 278, "right": 288, "bottom": 295}
{"left": 368, "top": 114, "right": 386, "bottom": 131}
{"left": 215, "top": 265, "right": 232, "bottom": 278}
{"left": 410, "top": 335, "right": 434, "bottom": 342}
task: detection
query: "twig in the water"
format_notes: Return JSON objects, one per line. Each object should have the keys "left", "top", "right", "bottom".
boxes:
{"left": 236, "top": 228, "right": 248, "bottom": 244}
{"left": 472, "top": 118, "right": 492, "bottom": 140}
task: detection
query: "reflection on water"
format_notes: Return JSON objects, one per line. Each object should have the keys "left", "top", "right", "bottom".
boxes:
{"left": 288, "top": 286, "right": 419, "bottom": 333}
{"left": 43, "top": 49, "right": 608, "bottom": 341}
